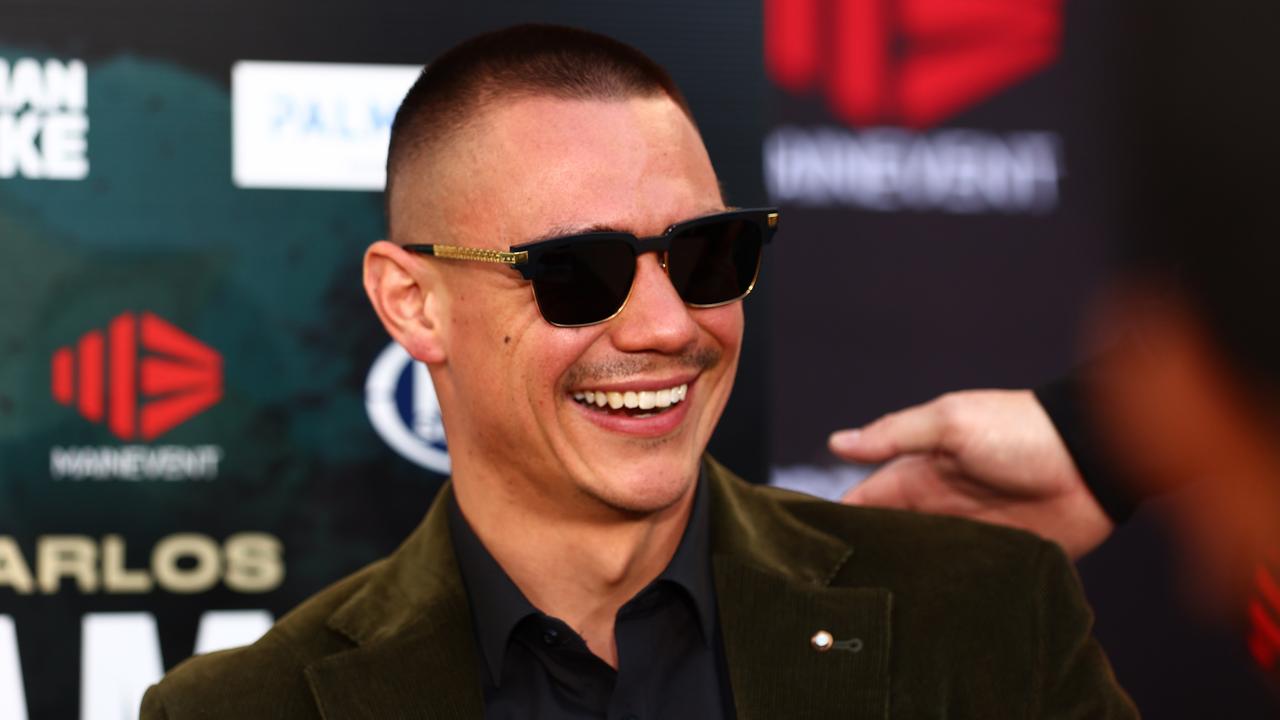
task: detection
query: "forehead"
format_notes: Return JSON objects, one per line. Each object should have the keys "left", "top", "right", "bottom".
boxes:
{"left": 403, "top": 95, "right": 722, "bottom": 247}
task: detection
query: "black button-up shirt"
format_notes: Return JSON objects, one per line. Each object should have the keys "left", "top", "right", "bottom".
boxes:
{"left": 448, "top": 475, "right": 735, "bottom": 719}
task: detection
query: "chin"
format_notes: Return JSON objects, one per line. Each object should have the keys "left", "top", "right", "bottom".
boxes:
{"left": 583, "top": 460, "right": 698, "bottom": 516}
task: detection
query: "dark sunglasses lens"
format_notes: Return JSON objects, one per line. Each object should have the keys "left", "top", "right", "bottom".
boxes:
{"left": 667, "top": 218, "right": 763, "bottom": 306}
{"left": 531, "top": 239, "right": 635, "bottom": 325}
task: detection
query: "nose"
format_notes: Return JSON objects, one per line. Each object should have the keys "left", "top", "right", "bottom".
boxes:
{"left": 609, "top": 253, "right": 698, "bottom": 354}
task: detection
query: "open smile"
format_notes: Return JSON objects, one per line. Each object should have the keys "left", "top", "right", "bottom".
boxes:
{"left": 571, "top": 382, "right": 688, "bottom": 417}
{"left": 567, "top": 377, "right": 696, "bottom": 438}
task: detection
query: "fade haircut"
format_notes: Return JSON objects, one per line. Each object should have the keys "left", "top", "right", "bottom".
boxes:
{"left": 385, "top": 24, "right": 695, "bottom": 236}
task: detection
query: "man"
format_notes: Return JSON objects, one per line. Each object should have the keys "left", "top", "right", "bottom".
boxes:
{"left": 142, "top": 25, "right": 1134, "bottom": 718}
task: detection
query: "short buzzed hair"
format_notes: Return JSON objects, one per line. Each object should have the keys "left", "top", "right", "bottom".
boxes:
{"left": 385, "top": 24, "right": 695, "bottom": 234}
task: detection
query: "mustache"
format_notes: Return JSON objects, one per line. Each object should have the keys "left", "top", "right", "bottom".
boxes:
{"left": 562, "top": 346, "right": 722, "bottom": 388}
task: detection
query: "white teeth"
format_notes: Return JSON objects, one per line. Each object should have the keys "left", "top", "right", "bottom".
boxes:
{"left": 572, "top": 383, "right": 689, "bottom": 412}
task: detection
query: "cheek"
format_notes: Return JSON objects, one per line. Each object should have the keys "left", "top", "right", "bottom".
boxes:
{"left": 695, "top": 304, "right": 745, "bottom": 359}
{"left": 445, "top": 291, "right": 533, "bottom": 398}
{"left": 512, "top": 325, "right": 603, "bottom": 406}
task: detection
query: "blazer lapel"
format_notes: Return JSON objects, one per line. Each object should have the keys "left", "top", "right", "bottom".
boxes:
{"left": 304, "top": 484, "right": 486, "bottom": 719}
{"left": 707, "top": 459, "right": 893, "bottom": 720}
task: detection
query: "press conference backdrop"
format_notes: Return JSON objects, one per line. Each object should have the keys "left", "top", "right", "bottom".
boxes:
{"left": 0, "top": 0, "right": 1272, "bottom": 717}
{"left": 762, "top": 0, "right": 1276, "bottom": 716}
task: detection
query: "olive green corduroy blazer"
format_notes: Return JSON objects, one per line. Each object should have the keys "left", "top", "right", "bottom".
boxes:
{"left": 141, "top": 457, "right": 1137, "bottom": 719}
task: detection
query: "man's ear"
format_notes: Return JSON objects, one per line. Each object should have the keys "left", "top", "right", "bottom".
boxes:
{"left": 363, "top": 240, "right": 447, "bottom": 364}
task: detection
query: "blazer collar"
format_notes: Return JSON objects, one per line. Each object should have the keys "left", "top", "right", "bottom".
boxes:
{"left": 705, "top": 456, "right": 893, "bottom": 719}
{"left": 304, "top": 483, "right": 486, "bottom": 719}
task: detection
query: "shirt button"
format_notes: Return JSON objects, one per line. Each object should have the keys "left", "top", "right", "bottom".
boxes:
{"left": 542, "top": 627, "right": 561, "bottom": 645}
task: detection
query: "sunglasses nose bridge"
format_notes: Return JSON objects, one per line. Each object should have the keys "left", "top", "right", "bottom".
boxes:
{"left": 632, "top": 249, "right": 675, "bottom": 299}
{"left": 607, "top": 252, "right": 700, "bottom": 351}
{"left": 629, "top": 251, "right": 682, "bottom": 306}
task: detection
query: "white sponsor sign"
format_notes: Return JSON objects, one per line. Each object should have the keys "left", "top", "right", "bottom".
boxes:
{"left": 0, "top": 57, "right": 89, "bottom": 180}
{"left": 764, "top": 125, "right": 1063, "bottom": 214}
{"left": 50, "top": 445, "right": 223, "bottom": 481}
{"left": 0, "top": 610, "right": 272, "bottom": 720}
{"left": 231, "top": 61, "right": 421, "bottom": 191}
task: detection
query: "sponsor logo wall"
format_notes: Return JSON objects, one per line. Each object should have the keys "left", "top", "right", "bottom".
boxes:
{"left": 0, "top": 4, "right": 768, "bottom": 717}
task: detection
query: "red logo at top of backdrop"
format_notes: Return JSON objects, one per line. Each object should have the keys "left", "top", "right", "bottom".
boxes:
{"left": 765, "top": 0, "right": 1062, "bottom": 129}
{"left": 51, "top": 312, "right": 223, "bottom": 441}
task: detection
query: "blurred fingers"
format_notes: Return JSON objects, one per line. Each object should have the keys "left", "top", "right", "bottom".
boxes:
{"left": 840, "top": 455, "right": 938, "bottom": 510}
{"left": 829, "top": 395, "right": 955, "bottom": 463}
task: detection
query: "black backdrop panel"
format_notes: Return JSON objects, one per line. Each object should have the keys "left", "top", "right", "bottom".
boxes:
{"left": 762, "top": 0, "right": 1278, "bottom": 714}
{"left": 766, "top": 0, "right": 1120, "bottom": 466}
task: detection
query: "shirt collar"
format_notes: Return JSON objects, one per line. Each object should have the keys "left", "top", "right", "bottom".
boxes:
{"left": 447, "top": 494, "right": 539, "bottom": 686}
{"left": 447, "top": 468, "right": 718, "bottom": 686}
{"left": 654, "top": 468, "right": 717, "bottom": 643}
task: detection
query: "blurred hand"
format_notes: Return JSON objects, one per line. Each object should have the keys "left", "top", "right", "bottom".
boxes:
{"left": 829, "top": 389, "right": 1114, "bottom": 560}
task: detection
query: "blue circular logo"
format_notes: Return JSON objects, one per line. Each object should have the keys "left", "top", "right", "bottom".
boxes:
{"left": 364, "top": 342, "right": 450, "bottom": 474}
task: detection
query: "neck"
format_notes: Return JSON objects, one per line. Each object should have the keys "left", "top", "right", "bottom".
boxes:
{"left": 452, "top": 467, "right": 697, "bottom": 668}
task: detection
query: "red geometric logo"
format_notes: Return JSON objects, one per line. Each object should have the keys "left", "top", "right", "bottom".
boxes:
{"left": 766, "top": 0, "right": 1062, "bottom": 129}
{"left": 1248, "top": 563, "right": 1280, "bottom": 672}
{"left": 51, "top": 312, "right": 223, "bottom": 441}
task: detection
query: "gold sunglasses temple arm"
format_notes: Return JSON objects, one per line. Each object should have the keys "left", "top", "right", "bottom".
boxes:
{"left": 404, "top": 244, "right": 529, "bottom": 266}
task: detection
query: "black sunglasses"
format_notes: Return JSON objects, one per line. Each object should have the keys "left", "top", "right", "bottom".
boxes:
{"left": 404, "top": 208, "right": 779, "bottom": 327}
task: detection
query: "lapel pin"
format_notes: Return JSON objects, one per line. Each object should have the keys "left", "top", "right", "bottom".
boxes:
{"left": 810, "top": 630, "right": 863, "bottom": 654}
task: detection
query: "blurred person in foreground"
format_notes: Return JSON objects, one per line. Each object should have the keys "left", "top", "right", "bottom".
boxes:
{"left": 829, "top": 0, "right": 1280, "bottom": 683}
{"left": 141, "top": 24, "right": 1133, "bottom": 719}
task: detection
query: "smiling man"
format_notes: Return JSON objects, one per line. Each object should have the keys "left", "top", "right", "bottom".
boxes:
{"left": 142, "top": 25, "right": 1135, "bottom": 719}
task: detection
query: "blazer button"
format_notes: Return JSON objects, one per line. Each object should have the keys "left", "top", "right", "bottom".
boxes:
{"left": 810, "top": 630, "right": 834, "bottom": 652}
